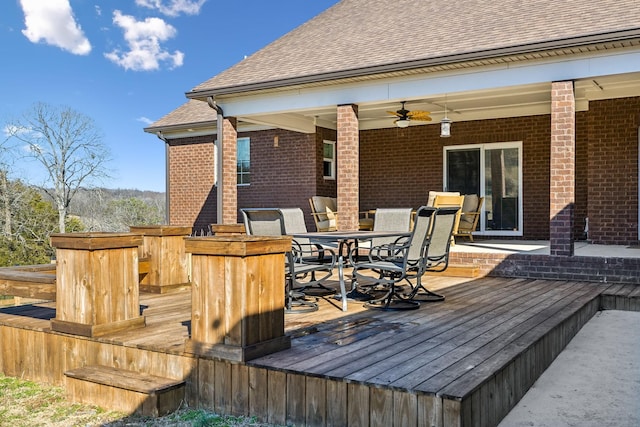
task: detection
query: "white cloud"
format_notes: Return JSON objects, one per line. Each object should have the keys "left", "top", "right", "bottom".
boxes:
{"left": 135, "top": 0, "right": 206, "bottom": 17}
{"left": 3, "top": 124, "right": 31, "bottom": 139}
{"left": 19, "top": 0, "right": 91, "bottom": 55}
{"left": 137, "top": 116, "right": 154, "bottom": 125}
{"left": 104, "top": 10, "right": 184, "bottom": 71}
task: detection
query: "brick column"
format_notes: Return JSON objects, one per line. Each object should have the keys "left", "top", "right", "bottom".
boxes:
{"left": 550, "top": 81, "right": 575, "bottom": 256}
{"left": 336, "top": 104, "right": 360, "bottom": 231}
{"left": 221, "top": 117, "right": 238, "bottom": 224}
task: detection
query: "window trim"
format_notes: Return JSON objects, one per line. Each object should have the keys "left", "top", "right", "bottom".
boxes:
{"left": 237, "top": 137, "right": 250, "bottom": 186}
{"left": 323, "top": 140, "right": 336, "bottom": 180}
{"left": 444, "top": 141, "right": 523, "bottom": 237}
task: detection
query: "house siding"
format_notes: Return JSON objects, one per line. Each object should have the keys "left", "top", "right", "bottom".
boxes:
{"left": 166, "top": 97, "right": 639, "bottom": 243}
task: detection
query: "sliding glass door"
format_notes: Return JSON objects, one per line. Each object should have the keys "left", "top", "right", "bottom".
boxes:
{"left": 445, "top": 142, "right": 522, "bottom": 236}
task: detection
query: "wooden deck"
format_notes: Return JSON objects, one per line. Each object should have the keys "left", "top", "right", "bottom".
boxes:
{"left": 0, "top": 274, "right": 638, "bottom": 426}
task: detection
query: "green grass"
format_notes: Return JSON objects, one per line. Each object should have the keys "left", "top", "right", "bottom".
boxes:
{"left": 0, "top": 375, "right": 280, "bottom": 427}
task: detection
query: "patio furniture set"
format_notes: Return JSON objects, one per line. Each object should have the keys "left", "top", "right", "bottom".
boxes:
{"left": 241, "top": 198, "right": 464, "bottom": 313}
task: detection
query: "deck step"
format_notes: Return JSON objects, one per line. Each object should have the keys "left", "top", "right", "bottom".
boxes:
{"left": 425, "top": 263, "right": 480, "bottom": 278}
{"left": 64, "top": 365, "right": 185, "bottom": 417}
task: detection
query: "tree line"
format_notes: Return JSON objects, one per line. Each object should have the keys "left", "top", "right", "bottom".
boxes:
{"left": 1, "top": 102, "right": 165, "bottom": 266}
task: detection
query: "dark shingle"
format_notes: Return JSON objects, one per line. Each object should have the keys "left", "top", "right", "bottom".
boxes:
{"left": 144, "top": 99, "right": 215, "bottom": 130}
{"left": 191, "top": 0, "right": 640, "bottom": 93}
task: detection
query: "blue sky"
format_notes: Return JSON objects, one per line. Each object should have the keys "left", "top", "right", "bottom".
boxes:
{"left": 0, "top": 0, "right": 339, "bottom": 192}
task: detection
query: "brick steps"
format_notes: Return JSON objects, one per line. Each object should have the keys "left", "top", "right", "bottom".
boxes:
{"left": 425, "top": 263, "right": 481, "bottom": 278}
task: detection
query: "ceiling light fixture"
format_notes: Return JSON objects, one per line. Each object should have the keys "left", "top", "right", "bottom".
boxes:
{"left": 396, "top": 118, "right": 410, "bottom": 128}
{"left": 440, "top": 97, "right": 451, "bottom": 138}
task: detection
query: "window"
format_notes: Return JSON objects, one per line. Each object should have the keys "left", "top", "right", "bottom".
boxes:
{"left": 237, "top": 137, "right": 250, "bottom": 185}
{"left": 323, "top": 140, "right": 335, "bottom": 179}
{"left": 445, "top": 142, "right": 522, "bottom": 236}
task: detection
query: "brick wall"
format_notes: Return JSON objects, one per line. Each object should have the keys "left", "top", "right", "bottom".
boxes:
{"left": 221, "top": 118, "right": 238, "bottom": 225}
{"left": 166, "top": 97, "right": 639, "bottom": 243}
{"left": 451, "top": 251, "right": 640, "bottom": 284}
{"left": 237, "top": 129, "right": 319, "bottom": 229}
{"left": 575, "top": 111, "right": 589, "bottom": 239}
{"left": 167, "top": 136, "right": 215, "bottom": 232}
{"left": 359, "top": 115, "right": 552, "bottom": 239}
{"left": 549, "top": 81, "right": 576, "bottom": 256}
{"left": 587, "top": 97, "right": 640, "bottom": 244}
{"left": 336, "top": 104, "right": 360, "bottom": 230}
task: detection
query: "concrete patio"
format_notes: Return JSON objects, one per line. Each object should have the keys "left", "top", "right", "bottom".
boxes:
{"left": 452, "top": 240, "right": 640, "bottom": 258}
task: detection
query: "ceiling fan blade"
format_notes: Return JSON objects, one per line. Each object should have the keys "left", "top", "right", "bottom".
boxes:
{"left": 387, "top": 111, "right": 402, "bottom": 117}
{"left": 407, "top": 110, "right": 431, "bottom": 118}
{"left": 408, "top": 113, "right": 432, "bottom": 121}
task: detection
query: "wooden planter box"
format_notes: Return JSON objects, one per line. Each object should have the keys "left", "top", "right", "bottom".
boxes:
{"left": 130, "top": 226, "right": 192, "bottom": 294}
{"left": 184, "top": 235, "right": 292, "bottom": 362}
{"left": 210, "top": 223, "right": 246, "bottom": 236}
{"left": 50, "top": 232, "right": 146, "bottom": 337}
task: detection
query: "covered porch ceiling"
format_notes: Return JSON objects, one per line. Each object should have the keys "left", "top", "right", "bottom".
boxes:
{"left": 229, "top": 71, "right": 640, "bottom": 133}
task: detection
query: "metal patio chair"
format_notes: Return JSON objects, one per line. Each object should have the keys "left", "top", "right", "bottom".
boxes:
{"left": 349, "top": 206, "right": 437, "bottom": 310}
{"left": 403, "top": 206, "right": 459, "bottom": 302}
{"left": 353, "top": 207, "right": 414, "bottom": 263}
{"left": 279, "top": 207, "right": 337, "bottom": 297}
{"left": 241, "top": 208, "right": 336, "bottom": 313}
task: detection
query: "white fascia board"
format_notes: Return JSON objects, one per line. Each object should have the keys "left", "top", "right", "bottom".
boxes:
{"left": 240, "top": 113, "right": 316, "bottom": 133}
{"left": 219, "top": 48, "right": 640, "bottom": 117}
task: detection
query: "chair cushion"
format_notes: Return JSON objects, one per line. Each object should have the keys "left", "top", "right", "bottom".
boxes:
{"left": 311, "top": 196, "right": 337, "bottom": 219}
{"left": 460, "top": 194, "right": 480, "bottom": 225}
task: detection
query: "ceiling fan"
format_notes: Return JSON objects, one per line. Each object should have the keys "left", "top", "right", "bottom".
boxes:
{"left": 387, "top": 101, "right": 432, "bottom": 127}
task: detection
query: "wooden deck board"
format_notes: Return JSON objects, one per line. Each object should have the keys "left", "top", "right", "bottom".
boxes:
{"left": 0, "top": 274, "right": 634, "bottom": 427}
{"left": 348, "top": 280, "right": 580, "bottom": 387}
{"left": 259, "top": 278, "right": 535, "bottom": 374}
{"left": 297, "top": 280, "right": 562, "bottom": 380}
{"left": 410, "top": 281, "right": 600, "bottom": 393}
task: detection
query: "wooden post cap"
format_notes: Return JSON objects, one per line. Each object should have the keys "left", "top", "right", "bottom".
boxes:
{"left": 50, "top": 232, "right": 143, "bottom": 250}
{"left": 184, "top": 236, "right": 292, "bottom": 256}
{"left": 129, "top": 226, "right": 192, "bottom": 236}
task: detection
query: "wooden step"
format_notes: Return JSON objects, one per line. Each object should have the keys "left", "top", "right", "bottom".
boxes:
{"left": 64, "top": 365, "right": 185, "bottom": 417}
{"left": 0, "top": 268, "right": 57, "bottom": 300}
{"left": 425, "top": 263, "right": 480, "bottom": 278}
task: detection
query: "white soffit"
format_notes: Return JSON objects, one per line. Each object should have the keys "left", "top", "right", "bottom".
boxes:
{"left": 217, "top": 47, "right": 640, "bottom": 133}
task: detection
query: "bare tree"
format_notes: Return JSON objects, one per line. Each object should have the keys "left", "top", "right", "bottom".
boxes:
{"left": 6, "top": 102, "right": 111, "bottom": 232}
{"left": 0, "top": 133, "right": 16, "bottom": 238}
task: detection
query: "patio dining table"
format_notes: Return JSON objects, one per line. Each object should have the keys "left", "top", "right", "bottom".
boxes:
{"left": 292, "top": 230, "right": 411, "bottom": 311}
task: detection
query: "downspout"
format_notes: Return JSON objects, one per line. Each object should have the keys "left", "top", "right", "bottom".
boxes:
{"left": 156, "top": 131, "right": 170, "bottom": 224}
{"left": 207, "top": 96, "right": 224, "bottom": 224}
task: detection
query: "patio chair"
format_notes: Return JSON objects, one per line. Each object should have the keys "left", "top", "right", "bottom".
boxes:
{"left": 308, "top": 196, "right": 374, "bottom": 231}
{"left": 279, "top": 207, "right": 336, "bottom": 296}
{"left": 455, "top": 195, "right": 484, "bottom": 242}
{"left": 308, "top": 196, "right": 338, "bottom": 232}
{"left": 427, "top": 191, "right": 460, "bottom": 207}
{"left": 432, "top": 193, "right": 464, "bottom": 245}
{"left": 350, "top": 206, "right": 441, "bottom": 311}
{"left": 403, "top": 206, "right": 459, "bottom": 302}
{"left": 356, "top": 208, "right": 413, "bottom": 253}
{"left": 241, "top": 208, "right": 336, "bottom": 313}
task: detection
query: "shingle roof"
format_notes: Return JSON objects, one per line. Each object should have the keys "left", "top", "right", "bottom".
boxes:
{"left": 144, "top": 99, "right": 215, "bottom": 131}
{"left": 190, "top": 0, "right": 640, "bottom": 95}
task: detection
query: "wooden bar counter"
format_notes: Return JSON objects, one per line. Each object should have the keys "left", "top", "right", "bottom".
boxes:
{"left": 184, "top": 235, "right": 292, "bottom": 362}
{"left": 50, "top": 232, "right": 146, "bottom": 337}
